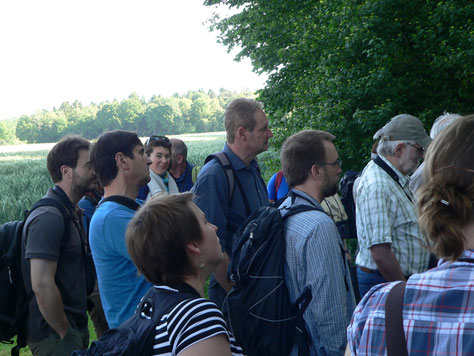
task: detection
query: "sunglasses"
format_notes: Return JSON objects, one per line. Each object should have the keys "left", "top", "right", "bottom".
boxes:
{"left": 145, "top": 135, "right": 169, "bottom": 146}
{"left": 406, "top": 143, "right": 424, "bottom": 154}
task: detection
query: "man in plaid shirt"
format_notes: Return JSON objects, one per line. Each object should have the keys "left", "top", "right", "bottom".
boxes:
{"left": 355, "top": 114, "right": 432, "bottom": 298}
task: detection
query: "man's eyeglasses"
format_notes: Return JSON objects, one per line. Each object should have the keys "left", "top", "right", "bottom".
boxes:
{"left": 145, "top": 135, "right": 169, "bottom": 146}
{"left": 320, "top": 159, "right": 342, "bottom": 167}
{"left": 406, "top": 143, "right": 424, "bottom": 154}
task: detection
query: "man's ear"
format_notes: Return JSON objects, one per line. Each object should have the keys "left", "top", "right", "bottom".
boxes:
{"left": 310, "top": 164, "right": 323, "bottom": 180}
{"left": 394, "top": 143, "right": 405, "bottom": 158}
{"left": 237, "top": 127, "right": 247, "bottom": 141}
{"left": 115, "top": 152, "right": 128, "bottom": 170}
{"left": 60, "top": 165, "right": 72, "bottom": 180}
{"left": 177, "top": 154, "right": 184, "bottom": 165}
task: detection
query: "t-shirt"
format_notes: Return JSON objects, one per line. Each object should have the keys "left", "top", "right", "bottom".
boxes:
{"left": 89, "top": 197, "right": 151, "bottom": 328}
{"left": 152, "top": 285, "right": 244, "bottom": 356}
{"left": 21, "top": 187, "right": 87, "bottom": 342}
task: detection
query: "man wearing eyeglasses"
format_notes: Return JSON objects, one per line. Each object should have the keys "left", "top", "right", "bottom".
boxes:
{"left": 355, "top": 114, "right": 432, "bottom": 298}
{"left": 279, "top": 130, "right": 355, "bottom": 356}
{"left": 192, "top": 98, "right": 273, "bottom": 309}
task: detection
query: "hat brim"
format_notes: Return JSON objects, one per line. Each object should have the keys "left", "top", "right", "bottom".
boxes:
{"left": 417, "top": 136, "right": 432, "bottom": 150}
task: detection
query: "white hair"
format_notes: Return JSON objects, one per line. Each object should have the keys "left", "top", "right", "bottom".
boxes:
{"left": 377, "top": 137, "right": 416, "bottom": 157}
{"left": 430, "top": 113, "right": 462, "bottom": 139}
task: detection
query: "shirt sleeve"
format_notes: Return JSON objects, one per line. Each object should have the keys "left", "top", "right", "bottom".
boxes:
{"left": 357, "top": 183, "right": 394, "bottom": 247}
{"left": 165, "top": 298, "right": 231, "bottom": 355}
{"left": 24, "top": 207, "right": 66, "bottom": 261}
{"left": 193, "top": 168, "right": 231, "bottom": 253}
{"left": 267, "top": 173, "right": 277, "bottom": 201}
{"left": 304, "top": 219, "right": 351, "bottom": 356}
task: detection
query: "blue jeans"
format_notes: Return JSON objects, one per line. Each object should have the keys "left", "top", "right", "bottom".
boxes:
{"left": 357, "top": 267, "right": 387, "bottom": 300}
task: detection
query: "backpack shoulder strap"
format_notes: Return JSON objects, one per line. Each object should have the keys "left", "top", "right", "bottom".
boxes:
{"left": 205, "top": 152, "right": 235, "bottom": 200}
{"left": 28, "top": 198, "right": 69, "bottom": 220}
{"left": 385, "top": 281, "right": 408, "bottom": 356}
{"left": 98, "top": 196, "right": 140, "bottom": 211}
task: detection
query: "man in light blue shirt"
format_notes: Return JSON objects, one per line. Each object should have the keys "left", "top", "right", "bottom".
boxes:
{"left": 279, "top": 130, "right": 355, "bottom": 356}
{"left": 89, "top": 130, "right": 152, "bottom": 328}
{"left": 193, "top": 98, "right": 272, "bottom": 308}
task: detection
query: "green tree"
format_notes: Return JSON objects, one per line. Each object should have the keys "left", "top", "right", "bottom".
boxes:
{"left": 206, "top": 0, "right": 474, "bottom": 170}
{"left": 0, "top": 121, "right": 16, "bottom": 145}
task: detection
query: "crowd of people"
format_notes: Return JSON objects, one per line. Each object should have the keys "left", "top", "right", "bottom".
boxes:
{"left": 18, "top": 97, "right": 473, "bottom": 356}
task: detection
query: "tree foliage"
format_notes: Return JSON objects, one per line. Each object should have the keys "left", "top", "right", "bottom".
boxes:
{"left": 206, "top": 0, "right": 474, "bottom": 170}
{"left": 3, "top": 89, "right": 254, "bottom": 144}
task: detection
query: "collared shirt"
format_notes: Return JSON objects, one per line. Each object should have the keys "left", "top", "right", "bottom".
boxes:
{"left": 355, "top": 156, "right": 430, "bottom": 275}
{"left": 192, "top": 143, "right": 268, "bottom": 255}
{"left": 280, "top": 190, "right": 355, "bottom": 356}
{"left": 348, "top": 250, "right": 474, "bottom": 355}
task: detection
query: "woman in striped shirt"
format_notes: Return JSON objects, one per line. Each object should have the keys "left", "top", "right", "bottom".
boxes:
{"left": 126, "top": 193, "right": 244, "bottom": 356}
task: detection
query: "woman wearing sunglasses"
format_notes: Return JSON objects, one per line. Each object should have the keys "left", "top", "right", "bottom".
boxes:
{"left": 144, "top": 135, "right": 179, "bottom": 199}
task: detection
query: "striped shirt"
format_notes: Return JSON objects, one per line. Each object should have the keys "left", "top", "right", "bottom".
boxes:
{"left": 355, "top": 156, "right": 430, "bottom": 275}
{"left": 281, "top": 190, "right": 356, "bottom": 356}
{"left": 347, "top": 250, "right": 474, "bottom": 355}
{"left": 152, "top": 286, "right": 244, "bottom": 355}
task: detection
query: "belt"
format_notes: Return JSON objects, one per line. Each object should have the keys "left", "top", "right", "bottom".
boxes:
{"left": 358, "top": 266, "right": 380, "bottom": 274}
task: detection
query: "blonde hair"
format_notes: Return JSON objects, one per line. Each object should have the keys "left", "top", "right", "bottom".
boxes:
{"left": 416, "top": 115, "right": 474, "bottom": 261}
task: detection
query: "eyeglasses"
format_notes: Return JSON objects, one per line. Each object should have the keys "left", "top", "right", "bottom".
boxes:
{"left": 145, "top": 135, "right": 169, "bottom": 146}
{"left": 320, "top": 159, "right": 342, "bottom": 167}
{"left": 406, "top": 143, "right": 424, "bottom": 154}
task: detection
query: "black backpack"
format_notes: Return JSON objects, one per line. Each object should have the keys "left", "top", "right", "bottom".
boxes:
{"left": 338, "top": 170, "right": 360, "bottom": 239}
{"left": 72, "top": 287, "right": 196, "bottom": 356}
{"left": 0, "top": 198, "right": 69, "bottom": 356}
{"left": 223, "top": 196, "right": 323, "bottom": 356}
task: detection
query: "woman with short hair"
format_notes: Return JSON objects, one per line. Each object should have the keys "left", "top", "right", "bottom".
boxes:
{"left": 144, "top": 135, "right": 179, "bottom": 198}
{"left": 126, "top": 193, "right": 244, "bottom": 356}
{"left": 347, "top": 115, "right": 474, "bottom": 355}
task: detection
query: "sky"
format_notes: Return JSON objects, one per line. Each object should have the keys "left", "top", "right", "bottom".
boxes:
{"left": 0, "top": 0, "right": 267, "bottom": 120}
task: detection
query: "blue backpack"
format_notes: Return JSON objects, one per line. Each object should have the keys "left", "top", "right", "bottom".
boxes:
{"left": 223, "top": 194, "right": 323, "bottom": 356}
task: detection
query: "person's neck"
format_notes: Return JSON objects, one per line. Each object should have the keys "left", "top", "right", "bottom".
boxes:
{"left": 103, "top": 179, "right": 139, "bottom": 200}
{"left": 292, "top": 182, "right": 323, "bottom": 204}
{"left": 169, "top": 162, "right": 187, "bottom": 179}
{"left": 227, "top": 143, "right": 255, "bottom": 166}
{"left": 56, "top": 182, "right": 79, "bottom": 206}
{"left": 182, "top": 274, "right": 206, "bottom": 298}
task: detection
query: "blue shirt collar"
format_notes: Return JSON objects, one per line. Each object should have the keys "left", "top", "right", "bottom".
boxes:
{"left": 223, "top": 143, "right": 259, "bottom": 171}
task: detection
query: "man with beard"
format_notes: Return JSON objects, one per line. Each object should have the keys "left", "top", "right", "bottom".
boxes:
{"left": 88, "top": 130, "right": 152, "bottom": 328}
{"left": 21, "top": 136, "right": 96, "bottom": 355}
{"left": 355, "top": 114, "right": 432, "bottom": 298}
{"left": 279, "top": 130, "right": 355, "bottom": 356}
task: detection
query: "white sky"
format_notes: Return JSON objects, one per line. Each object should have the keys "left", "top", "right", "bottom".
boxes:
{"left": 0, "top": 0, "right": 266, "bottom": 120}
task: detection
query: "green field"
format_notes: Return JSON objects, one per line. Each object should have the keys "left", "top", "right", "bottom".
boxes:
{"left": 0, "top": 132, "right": 230, "bottom": 224}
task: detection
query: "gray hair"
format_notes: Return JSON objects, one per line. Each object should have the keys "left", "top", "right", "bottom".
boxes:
{"left": 377, "top": 137, "right": 416, "bottom": 157}
{"left": 430, "top": 113, "right": 462, "bottom": 139}
{"left": 169, "top": 138, "right": 187, "bottom": 158}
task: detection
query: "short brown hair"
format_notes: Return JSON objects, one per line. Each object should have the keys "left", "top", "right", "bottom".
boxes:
{"left": 126, "top": 193, "right": 202, "bottom": 285}
{"left": 47, "top": 136, "right": 90, "bottom": 183}
{"left": 417, "top": 115, "right": 474, "bottom": 261}
{"left": 281, "top": 130, "right": 335, "bottom": 187}
{"left": 224, "top": 98, "right": 264, "bottom": 143}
